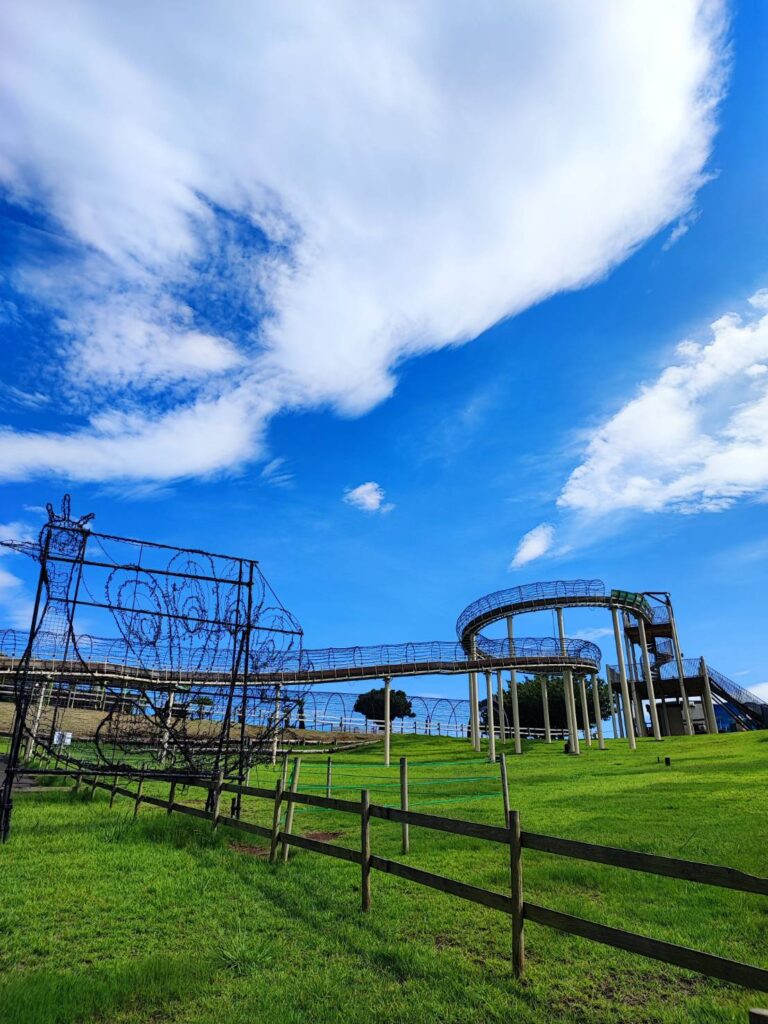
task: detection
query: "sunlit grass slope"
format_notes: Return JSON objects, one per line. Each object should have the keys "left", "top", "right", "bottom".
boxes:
{"left": 0, "top": 731, "right": 766, "bottom": 1024}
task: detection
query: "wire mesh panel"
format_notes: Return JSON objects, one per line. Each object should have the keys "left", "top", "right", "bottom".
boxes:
{"left": 2, "top": 498, "right": 306, "bottom": 795}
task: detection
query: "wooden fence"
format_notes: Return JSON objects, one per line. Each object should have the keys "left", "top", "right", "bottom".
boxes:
{"left": 22, "top": 763, "right": 768, "bottom": 992}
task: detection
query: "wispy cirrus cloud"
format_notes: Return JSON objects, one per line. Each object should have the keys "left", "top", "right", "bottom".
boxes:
{"left": 0, "top": 1, "right": 727, "bottom": 484}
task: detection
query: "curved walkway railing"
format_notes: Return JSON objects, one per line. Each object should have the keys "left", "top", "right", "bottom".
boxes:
{"left": 456, "top": 579, "right": 653, "bottom": 644}
{"left": 0, "top": 629, "right": 601, "bottom": 686}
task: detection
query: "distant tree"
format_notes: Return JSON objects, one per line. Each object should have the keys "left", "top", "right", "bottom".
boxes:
{"left": 481, "top": 675, "right": 611, "bottom": 732}
{"left": 353, "top": 687, "right": 414, "bottom": 725}
{"left": 296, "top": 698, "right": 307, "bottom": 731}
{"left": 191, "top": 695, "right": 214, "bottom": 721}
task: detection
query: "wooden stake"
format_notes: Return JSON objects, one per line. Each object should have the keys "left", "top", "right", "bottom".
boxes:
{"left": 325, "top": 755, "right": 332, "bottom": 800}
{"left": 133, "top": 773, "right": 144, "bottom": 818}
{"left": 269, "top": 776, "right": 284, "bottom": 863}
{"left": 212, "top": 770, "right": 224, "bottom": 829}
{"left": 167, "top": 779, "right": 177, "bottom": 815}
{"left": 500, "top": 753, "right": 510, "bottom": 825}
{"left": 400, "top": 757, "right": 409, "bottom": 854}
{"left": 361, "top": 789, "right": 371, "bottom": 912}
{"left": 109, "top": 773, "right": 117, "bottom": 808}
{"left": 281, "top": 757, "right": 301, "bottom": 863}
{"left": 509, "top": 809, "right": 525, "bottom": 978}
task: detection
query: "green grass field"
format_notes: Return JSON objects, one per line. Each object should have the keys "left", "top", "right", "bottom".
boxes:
{"left": 1, "top": 731, "right": 766, "bottom": 1024}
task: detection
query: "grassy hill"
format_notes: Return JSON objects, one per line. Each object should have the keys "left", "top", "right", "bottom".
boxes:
{"left": 0, "top": 731, "right": 766, "bottom": 1024}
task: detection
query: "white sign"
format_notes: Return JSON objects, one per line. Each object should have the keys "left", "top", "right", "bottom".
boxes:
{"left": 53, "top": 731, "right": 73, "bottom": 747}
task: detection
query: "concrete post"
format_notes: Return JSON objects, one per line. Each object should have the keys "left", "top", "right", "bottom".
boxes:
{"left": 541, "top": 677, "right": 552, "bottom": 743}
{"left": 579, "top": 675, "right": 592, "bottom": 746}
{"left": 611, "top": 606, "right": 636, "bottom": 750}
{"left": 700, "top": 656, "right": 719, "bottom": 734}
{"left": 467, "top": 673, "right": 475, "bottom": 744}
{"left": 271, "top": 684, "right": 281, "bottom": 766}
{"left": 591, "top": 673, "right": 606, "bottom": 749}
{"left": 496, "top": 671, "right": 507, "bottom": 743}
{"left": 625, "top": 619, "right": 647, "bottom": 738}
{"left": 608, "top": 670, "right": 619, "bottom": 738}
{"left": 556, "top": 607, "right": 580, "bottom": 755}
{"left": 667, "top": 602, "right": 694, "bottom": 736}
{"left": 509, "top": 671, "right": 522, "bottom": 755}
{"left": 383, "top": 677, "right": 391, "bottom": 766}
{"left": 637, "top": 616, "right": 662, "bottom": 741}
{"left": 469, "top": 636, "right": 481, "bottom": 752}
{"left": 485, "top": 671, "right": 496, "bottom": 763}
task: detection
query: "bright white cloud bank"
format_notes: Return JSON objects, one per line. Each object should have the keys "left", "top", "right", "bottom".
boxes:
{"left": 0, "top": 1, "right": 726, "bottom": 482}
{"left": 560, "top": 292, "right": 768, "bottom": 514}
{"left": 510, "top": 523, "right": 555, "bottom": 569}
{"left": 343, "top": 482, "right": 393, "bottom": 514}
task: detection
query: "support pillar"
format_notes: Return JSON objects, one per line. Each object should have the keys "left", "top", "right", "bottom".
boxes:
{"left": 700, "top": 657, "right": 718, "bottom": 734}
{"left": 591, "top": 673, "right": 606, "bottom": 750}
{"left": 579, "top": 675, "right": 592, "bottom": 746}
{"left": 469, "top": 636, "right": 481, "bottom": 752}
{"left": 608, "top": 671, "right": 619, "bottom": 739}
{"left": 611, "top": 606, "right": 636, "bottom": 750}
{"left": 668, "top": 603, "right": 694, "bottom": 736}
{"left": 541, "top": 677, "right": 551, "bottom": 743}
{"left": 496, "top": 670, "right": 507, "bottom": 743}
{"left": 556, "top": 607, "right": 579, "bottom": 755}
{"left": 485, "top": 671, "right": 496, "bottom": 763}
{"left": 383, "top": 677, "right": 391, "bottom": 766}
{"left": 637, "top": 617, "right": 662, "bottom": 741}
{"left": 510, "top": 670, "right": 522, "bottom": 755}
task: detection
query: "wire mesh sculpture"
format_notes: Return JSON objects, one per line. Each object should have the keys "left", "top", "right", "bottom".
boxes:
{"left": 0, "top": 497, "right": 306, "bottom": 841}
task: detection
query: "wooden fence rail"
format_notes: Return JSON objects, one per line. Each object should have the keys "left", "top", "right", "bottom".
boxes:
{"left": 32, "top": 766, "right": 768, "bottom": 992}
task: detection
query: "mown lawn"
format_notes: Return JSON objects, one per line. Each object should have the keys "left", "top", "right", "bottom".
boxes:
{"left": 0, "top": 731, "right": 766, "bottom": 1024}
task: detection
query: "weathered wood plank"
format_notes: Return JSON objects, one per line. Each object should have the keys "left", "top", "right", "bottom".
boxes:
{"left": 284, "top": 790, "right": 363, "bottom": 814}
{"left": 361, "top": 789, "right": 371, "bottom": 911}
{"left": 281, "top": 831, "right": 362, "bottom": 865}
{"left": 369, "top": 854, "right": 514, "bottom": 915}
{"left": 140, "top": 794, "right": 171, "bottom": 810}
{"left": 509, "top": 810, "right": 524, "bottom": 978}
{"left": 167, "top": 801, "right": 212, "bottom": 821}
{"left": 523, "top": 902, "right": 768, "bottom": 991}
{"left": 522, "top": 832, "right": 768, "bottom": 896}
{"left": 218, "top": 815, "right": 272, "bottom": 839}
{"left": 369, "top": 803, "right": 509, "bottom": 844}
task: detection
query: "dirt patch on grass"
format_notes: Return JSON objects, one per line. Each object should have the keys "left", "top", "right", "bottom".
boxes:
{"left": 229, "top": 841, "right": 270, "bottom": 858}
{"left": 303, "top": 830, "right": 343, "bottom": 842}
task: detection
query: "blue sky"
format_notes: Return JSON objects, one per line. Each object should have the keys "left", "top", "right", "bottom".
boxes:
{"left": 1, "top": 1, "right": 767, "bottom": 704}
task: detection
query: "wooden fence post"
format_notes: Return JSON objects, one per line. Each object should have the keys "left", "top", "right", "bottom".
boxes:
{"left": 109, "top": 773, "right": 117, "bottom": 808}
{"left": 133, "top": 774, "right": 144, "bottom": 819}
{"left": 269, "top": 776, "right": 285, "bottom": 864}
{"left": 500, "top": 754, "right": 510, "bottom": 826}
{"left": 280, "top": 752, "right": 289, "bottom": 788}
{"left": 74, "top": 772, "right": 82, "bottom": 792}
{"left": 509, "top": 809, "right": 524, "bottom": 978}
{"left": 167, "top": 779, "right": 177, "bottom": 815}
{"left": 281, "top": 757, "right": 301, "bottom": 864}
{"left": 400, "top": 757, "right": 409, "bottom": 854}
{"left": 326, "top": 756, "right": 332, "bottom": 800}
{"left": 361, "top": 789, "right": 371, "bottom": 912}
{"left": 90, "top": 773, "right": 98, "bottom": 798}
{"left": 211, "top": 770, "right": 224, "bottom": 830}
{"left": 749, "top": 1011, "right": 768, "bottom": 1022}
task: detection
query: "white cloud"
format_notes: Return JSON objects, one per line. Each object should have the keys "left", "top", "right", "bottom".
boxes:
{"left": 572, "top": 626, "right": 614, "bottom": 643}
{"left": 559, "top": 293, "right": 768, "bottom": 515}
{"left": 343, "top": 482, "right": 394, "bottom": 514}
{"left": 0, "top": 1, "right": 727, "bottom": 482}
{"left": 510, "top": 523, "right": 555, "bottom": 569}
